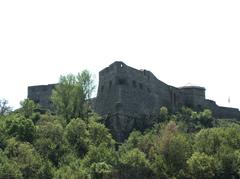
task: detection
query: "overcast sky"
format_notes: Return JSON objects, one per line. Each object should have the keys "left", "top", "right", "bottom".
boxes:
{"left": 0, "top": 0, "right": 239, "bottom": 109}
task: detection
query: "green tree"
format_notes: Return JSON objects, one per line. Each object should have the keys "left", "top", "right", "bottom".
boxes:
{"left": 34, "top": 118, "right": 65, "bottom": 166}
{"left": 119, "top": 130, "right": 143, "bottom": 152}
{"left": 0, "top": 150, "right": 23, "bottom": 179}
{"left": 0, "top": 99, "right": 11, "bottom": 116}
{"left": 164, "top": 134, "right": 192, "bottom": 176}
{"left": 51, "top": 70, "right": 95, "bottom": 122}
{"left": 150, "top": 154, "right": 168, "bottom": 179}
{"left": 216, "top": 146, "right": 240, "bottom": 178}
{"left": 187, "top": 152, "right": 216, "bottom": 179}
{"left": 88, "top": 121, "right": 115, "bottom": 147}
{"left": 159, "top": 106, "right": 169, "bottom": 122}
{"left": 119, "top": 148, "right": 152, "bottom": 179}
{"left": 83, "top": 144, "right": 117, "bottom": 168}
{"left": 90, "top": 162, "right": 113, "bottom": 179}
{"left": 5, "top": 115, "right": 35, "bottom": 143}
{"left": 76, "top": 70, "right": 95, "bottom": 100}
{"left": 198, "top": 109, "right": 214, "bottom": 128}
{"left": 20, "top": 99, "right": 39, "bottom": 118}
{"left": 83, "top": 143, "right": 117, "bottom": 178}
{"left": 64, "top": 118, "right": 89, "bottom": 157}
{"left": 193, "top": 127, "right": 240, "bottom": 155}
{"left": 54, "top": 165, "right": 89, "bottom": 179}
{"left": 157, "top": 121, "right": 192, "bottom": 177}
{"left": 4, "top": 138, "right": 48, "bottom": 179}
{"left": 0, "top": 120, "right": 7, "bottom": 149}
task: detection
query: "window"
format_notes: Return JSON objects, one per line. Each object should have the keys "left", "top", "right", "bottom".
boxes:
{"left": 118, "top": 78, "right": 127, "bottom": 85}
{"left": 132, "top": 80, "right": 137, "bottom": 88}
{"left": 173, "top": 93, "right": 176, "bottom": 105}
{"left": 139, "top": 83, "right": 143, "bottom": 90}
{"left": 147, "top": 88, "right": 151, "bottom": 93}
{"left": 109, "top": 81, "right": 112, "bottom": 89}
{"left": 101, "top": 85, "right": 104, "bottom": 92}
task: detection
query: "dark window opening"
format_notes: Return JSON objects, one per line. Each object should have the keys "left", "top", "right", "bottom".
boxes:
{"left": 132, "top": 80, "right": 137, "bottom": 88}
{"left": 173, "top": 93, "right": 176, "bottom": 105}
{"left": 101, "top": 85, "right": 104, "bottom": 92}
{"left": 109, "top": 81, "right": 112, "bottom": 89}
{"left": 118, "top": 78, "right": 127, "bottom": 85}
{"left": 139, "top": 83, "right": 143, "bottom": 90}
{"left": 197, "top": 105, "right": 202, "bottom": 111}
{"left": 147, "top": 88, "right": 151, "bottom": 93}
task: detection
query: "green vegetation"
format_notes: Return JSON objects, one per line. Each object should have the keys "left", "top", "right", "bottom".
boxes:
{"left": 1, "top": 72, "right": 240, "bottom": 178}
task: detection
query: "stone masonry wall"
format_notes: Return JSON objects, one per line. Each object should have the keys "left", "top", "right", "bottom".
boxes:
{"left": 28, "top": 61, "right": 240, "bottom": 141}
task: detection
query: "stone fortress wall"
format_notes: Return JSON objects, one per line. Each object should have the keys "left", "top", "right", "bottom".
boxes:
{"left": 28, "top": 84, "right": 56, "bottom": 110}
{"left": 28, "top": 61, "right": 240, "bottom": 140}
{"left": 94, "top": 61, "right": 239, "bottom": 119}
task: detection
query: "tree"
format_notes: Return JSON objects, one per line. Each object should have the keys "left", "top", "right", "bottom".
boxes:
{"left": 0, "top": 120, "right": 7, "bottom": 149}
{"left": 157, "top": 121, "right": 192, "bottom": 177}
{"left": 187, "top": 152, "right": 216, "bottom": 179}
{"left": 194, "top": 127, "right": 228, "bottom": 155}
{"left": 51, "top": 70, "right": 95, "bottom": 122}
{"left": 0, "top": 99, "right": 11, "bottom": 116}
{"left": 20, "top": 99, "right": 39, "bottom": 118}
{"left": 198, "top": 109, "right": 214, "bottom": 128}
{"left": 119, "top": 148, "right": 153, "bottom": 179}
{"left": 34, "top": 118, "right": 65, "bottom": 166}
{"left": 54, "top": 163, "right": 89, "bottom": 179}
{"left": 150, "top": 154, "right": 168, "bottom": 179}
{"left": 0, "top": 150, "right": 23, "bottom": 179}
{"left": 76, "top": 70, "right": 95, "bottom": 100}
{"left": 4, "top": 138, "right": 49, "bottom": 179}
{"left": 90, "top": 162, "right": 113, "bottom": 179}
{"left": 163, "top": 134, "right": 192, "bottom": 176}
{"left": 88, "top": 121, "right": 115, "bottom": 147}
{"left": 64, "top": 118, "right": 89, "bottom": 157}
{"left": 83, "top": 143, "right": 117, "bottom": 168}
{"left": 216, "top": 146, "right": 240, "bottom": 178}
{"left": 5, "top": 115, "right": 35, "bottom": 143}
{"left": 159, "top": 106, "right": 169, "bottom": 122}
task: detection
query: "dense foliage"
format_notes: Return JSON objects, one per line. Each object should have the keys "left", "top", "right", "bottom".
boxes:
{"left": 1, "top": 72, "right": 240, "bottom": 179}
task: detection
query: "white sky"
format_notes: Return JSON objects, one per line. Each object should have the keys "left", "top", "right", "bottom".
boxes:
{"left": 0, "top": 0, "right": 239, "bottom": 109}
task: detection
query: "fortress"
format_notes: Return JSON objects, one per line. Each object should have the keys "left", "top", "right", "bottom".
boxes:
{"left": 28, "top": 61, "right": 240, "bottom": 141}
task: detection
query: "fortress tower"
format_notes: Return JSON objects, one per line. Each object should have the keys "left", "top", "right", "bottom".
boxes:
{"left": 93, "top": 62, "right": 239, "bottom": 141}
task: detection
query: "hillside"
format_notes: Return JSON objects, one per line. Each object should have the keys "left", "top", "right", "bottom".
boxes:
{"left": 1, "top": 98, "right": 240, "bottom": 178}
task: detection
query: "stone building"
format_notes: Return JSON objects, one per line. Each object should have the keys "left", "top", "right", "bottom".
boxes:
{"left": 28, "top": 84, "right": 56, "bottom": 110}
{"left": 28, "top": 61, "right": 240, "bottom": 141}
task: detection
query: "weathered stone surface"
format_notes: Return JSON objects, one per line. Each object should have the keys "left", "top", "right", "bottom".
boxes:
{"left": 28, "top": 84, "right": 56, "bottom": 110}
{"left": 93, "top": 61, "right": 240, "bottom": 141}
{"left": 28, "top": 61, "right": 240, "bottom": 141}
